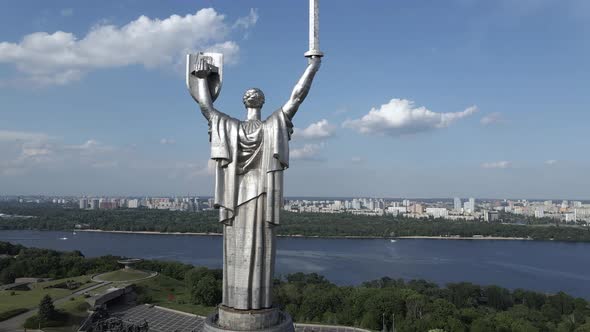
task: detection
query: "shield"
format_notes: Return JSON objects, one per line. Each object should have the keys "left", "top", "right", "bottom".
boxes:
{"left": 186, "top": 52, "right": 224, "bottom": 102}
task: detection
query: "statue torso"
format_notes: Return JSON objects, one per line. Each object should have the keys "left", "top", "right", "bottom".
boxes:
{"left": 237, "top": 119, "right": 263, "bottom": 173}
{"left": 237, "top": 119, "right": 264, "bottom": 203}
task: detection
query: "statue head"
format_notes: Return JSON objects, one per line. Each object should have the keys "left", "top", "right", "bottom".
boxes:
{"left": 242, "top": 88, "right": 265, "bottom": 109}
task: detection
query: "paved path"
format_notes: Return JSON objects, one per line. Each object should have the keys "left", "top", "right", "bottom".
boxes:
{"left": 0, "top": 282, "right": 108, "bottom": 332}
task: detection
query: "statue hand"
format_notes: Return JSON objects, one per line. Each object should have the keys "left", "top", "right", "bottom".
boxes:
{"left": 195, "top": 57, "right": 214, "bottom": 78}
{"left": 307, "top": 55, "right": 322, "bottom": 67}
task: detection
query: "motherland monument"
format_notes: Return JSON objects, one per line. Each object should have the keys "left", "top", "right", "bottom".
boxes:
{"left": 186, "top": 1, "right": 323, "bottom": 332}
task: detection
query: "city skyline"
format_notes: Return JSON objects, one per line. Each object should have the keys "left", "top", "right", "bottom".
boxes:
{"left": 1, "top": 0, "right": 589, "bottom": 198}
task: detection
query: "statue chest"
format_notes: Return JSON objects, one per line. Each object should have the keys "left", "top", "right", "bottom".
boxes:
{"left": 237, "top": 120, "right": 264, "bottom": 172}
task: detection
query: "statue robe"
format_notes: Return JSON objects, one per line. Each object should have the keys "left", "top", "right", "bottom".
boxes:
{"left": 208, "top": 108, "right": 292, "bottom": 310}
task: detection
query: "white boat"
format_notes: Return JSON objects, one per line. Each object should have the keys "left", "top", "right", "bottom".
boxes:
{"left": 72, "top": 231, "right": 77, "bottom": 235}
{"left": 390, "top": 239, "right": 397, "bottom": 243}
{"left": 59, "top": 237, "right": 68, "bottom": 240}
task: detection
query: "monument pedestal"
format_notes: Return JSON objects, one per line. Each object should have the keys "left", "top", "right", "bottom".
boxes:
{"left": 203, "top": 306, "right": 294, "bottom": 332}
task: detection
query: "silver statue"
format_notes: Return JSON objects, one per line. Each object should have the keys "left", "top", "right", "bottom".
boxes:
{"left": 187, "top": 1, "right": 322, "bottom": 331}
{"left": 187, "top": 53, "right": 321, "bottom": 310}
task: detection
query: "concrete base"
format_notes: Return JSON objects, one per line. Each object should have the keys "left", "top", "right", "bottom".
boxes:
{"left": 203, "top": 306, "right": 294, "bottom": 332}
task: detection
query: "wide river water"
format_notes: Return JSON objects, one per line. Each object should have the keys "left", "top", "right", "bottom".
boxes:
{"left": 1, "top": 230, "right": 589, "bottom": 299}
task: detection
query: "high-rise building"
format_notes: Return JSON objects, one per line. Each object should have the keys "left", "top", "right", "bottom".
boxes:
{"left": 352, "top": 198, "right": 361, "bottom": 210}
{"left": 426, "top": 207, "right": 448, "bottom": 218}
{"left": 90, "top": 198, "right": 100, "bottom": 210}
{"left": 453, "top": 197, "right": 462, "bottom": 212}
{"left": 413, "top": 204, "right": 424, "bottom": 214}
{"left": 127, "top": 199, "right": 140, "bottom": 209}
{"left": 484, "top": 210, "right": 499, "bottom": 223}
{"left": 469, "top": 197, "right": 476, "bottom": 213}
{"left": 79, "top": 198, "right": 88, "bottom": 209}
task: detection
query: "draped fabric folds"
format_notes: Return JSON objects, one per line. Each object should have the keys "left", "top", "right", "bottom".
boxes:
{"left": 207, "top": 108, "right": 292, "bottom": 309}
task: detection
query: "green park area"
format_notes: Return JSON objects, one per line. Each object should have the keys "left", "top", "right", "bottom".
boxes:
{"left": 95, "top": 268, "right": 152, "bottom": 282}
{"left": 3, "top": 241, "right": 590, "bottom": 331}
{"left": 0, "top": 275, "right": 95, "bottom": 319}
{"left": 38, "top": 296, "right": 91, "bottom": 332}
{"left": 133, "top": 274, "right": 213, "bottom": 317}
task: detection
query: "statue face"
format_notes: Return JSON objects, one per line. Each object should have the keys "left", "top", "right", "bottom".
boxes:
{"left": 242, "top": 88, "right": 265, "bottom": 109}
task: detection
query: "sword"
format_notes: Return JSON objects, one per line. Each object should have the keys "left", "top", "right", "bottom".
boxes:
{"left": 304, "top": 0, "right": 324, "bottom": 58}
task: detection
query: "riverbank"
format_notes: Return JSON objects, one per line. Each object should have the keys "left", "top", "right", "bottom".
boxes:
{"left": 76, "top": 229, "right": 534, "bottom": 241}
{"left": 397, "top": 235, "right": 532, "bottom": 240}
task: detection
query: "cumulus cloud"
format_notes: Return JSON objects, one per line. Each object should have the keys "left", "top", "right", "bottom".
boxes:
{"left": 294, "top": 119, "right": 335, "bottom": 140}
{"left": 160, "top": 138, "right": 176, "bottom": 145}
{"left": 481, "top": 161, "right": 511, "bottom": 169}
{"left": 0, "top": 8, "right": 255, "bottom": 85}
{"left": 291, "top": 143, "right": 324, "bottom": 160}
{"left": 343, "top": 99, "right": 478, "bottom": 137}
{"left": 480, "top": 112, "right": 504, "bottom": 126}
{"left": 545, "top": 159, "right": 558, "bottom": 165}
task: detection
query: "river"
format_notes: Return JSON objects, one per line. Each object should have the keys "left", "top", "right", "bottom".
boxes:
{"left": 1, "top": 230, "right": 589, "bottom": 298}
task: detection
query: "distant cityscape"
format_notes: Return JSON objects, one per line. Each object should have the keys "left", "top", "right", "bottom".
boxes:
{"left": 1, "top": 195, "right": 589, "bottom": 224}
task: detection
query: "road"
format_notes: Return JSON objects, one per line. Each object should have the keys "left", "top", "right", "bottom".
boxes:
{"left": 0, "top": 282, "right": 109, "bottom": 332}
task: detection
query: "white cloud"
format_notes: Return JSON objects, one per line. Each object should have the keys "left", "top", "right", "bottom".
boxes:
{"left": 343, "top": 99, "right": 478, "bottom": 137}
{"left": 481, "top": 161, "right": 511, "bottom": 169}
{"left": 160, "top": 138, "right": 176, "bottom": 145}
{"left": 233, "top": 8, "right": 258, "bottom": 29}
{"left": 0, "top": 130, "right": 50, "bottom": 142}
{"left": 0, "top": 8, "right": 255, "bottom": 85}
{"left": 294, "top": 119, "right": 335, "bottom": 140}
{"left": 480, "top": 112, "right": 504, "bottom": 126}
{"left": 0, "top": 130, "right": 117, "bottom": 176}
{"left": 291, "top": 143, "right": 324, "bottom": 160}
{"left": 545, "top": 159, "right": 558, "bottom": 165}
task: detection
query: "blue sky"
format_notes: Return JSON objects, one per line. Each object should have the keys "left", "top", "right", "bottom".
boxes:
{"left": 0, "top": 0, "right": 589, "bottom": 199}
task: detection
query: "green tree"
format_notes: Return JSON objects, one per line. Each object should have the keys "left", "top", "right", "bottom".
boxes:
{"left": 575, "top": 322, "right": 590, "bottom": 332}
{"left": 191, "top": 274, "right": 221, "bottom": 306}
{"left": 38, "top": 294, "right": 56, "bottom": 322}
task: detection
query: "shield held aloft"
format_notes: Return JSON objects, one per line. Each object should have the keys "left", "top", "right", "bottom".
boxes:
{"left": 186, "top": 52, "right": 224, "bottom": 102}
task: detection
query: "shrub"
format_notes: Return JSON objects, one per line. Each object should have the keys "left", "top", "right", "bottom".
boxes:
{"left": 137, "top": 294, "right": 153, "bottom": 304}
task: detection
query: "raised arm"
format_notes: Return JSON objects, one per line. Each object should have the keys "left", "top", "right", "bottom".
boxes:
{"left": 187, "top": 56, "right": 217, "bottom": 122}
{"left": 282, "top": 56, "right": 322, "bottom": 120}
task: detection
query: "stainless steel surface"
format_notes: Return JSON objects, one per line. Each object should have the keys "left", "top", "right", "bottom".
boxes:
{"left": 184, "top": 1, "right": 322, "bottom": 319}
{"left": 304, "top": 0, "right": 324, "bottom": 57}
{"left": 187, "top": 52, "right": 223, "bottom": 103}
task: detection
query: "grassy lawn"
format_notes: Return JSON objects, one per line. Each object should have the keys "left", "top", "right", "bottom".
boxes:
{"left": 24, "top": 296, "right": 91, "bottom": 331}
{"left": 97, "top": 269, "right": 151, "bottom": 282}
{"left": 135, "top": 275, "right": 214, "bottom": 317}
{"left": 0, "top": 275, "right": 96, "bottom": 316}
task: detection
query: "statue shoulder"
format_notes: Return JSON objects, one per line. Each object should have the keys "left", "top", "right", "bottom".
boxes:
{"left": 209, "top": 109, "right": 239, "bottom": 123}
{"left": 264, "top": 108, "right": 291, "bottom": 123}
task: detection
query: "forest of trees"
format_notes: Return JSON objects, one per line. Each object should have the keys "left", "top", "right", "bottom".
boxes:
{"left": 0, "top": 241, "right": 120, "bottom": 283}
{"left": 128, "top": 259, "right": 590, "bottom": 332}
{"left": 1, "top": 202, "right": 590, "bottom": 241}
{"left": 2, "top": 242, "right": 590, "bottom": 331}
